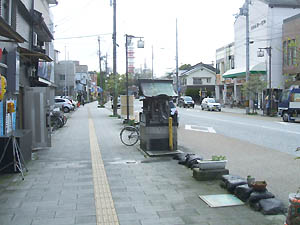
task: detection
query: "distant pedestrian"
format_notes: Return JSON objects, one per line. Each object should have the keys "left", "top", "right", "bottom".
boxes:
{"left": 81, "top": 96, "right": 85, "bottom": 106}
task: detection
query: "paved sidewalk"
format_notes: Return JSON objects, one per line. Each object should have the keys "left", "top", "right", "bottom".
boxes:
{"left": 0, "top": 101, "right": 286, "bottom": 225}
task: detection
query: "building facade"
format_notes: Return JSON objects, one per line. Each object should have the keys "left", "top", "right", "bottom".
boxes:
{"left": 0, "top": 0, "right": 57, "bottom": 149}
{"left": 215, "top": 42, "right": 235, "bottom": 104}
{"left": 179, "top": 63, "right": 216, "bottom": 100}
{"left": 282, "top": 13, "right": 300, "bottom": 89}
{"left": 222, "top": 0, "right": 300, "bottom": 105}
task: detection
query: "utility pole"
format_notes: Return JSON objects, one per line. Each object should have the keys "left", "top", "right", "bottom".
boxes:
{"left": 245, "top": 0, "right": 250, "bottom": 114}
{"left": 112, "top": 0, "right": 117, "bottom": 116}
{"left": 64, "top": 45, "right": 67, "bottom": 97}
{"left": 98, "top": 37, "right": 103, "bottom": 106}
{"left": 125, "top": 35, "right": 129, "bottom": 122}
{"left": 176, "top": 18, "right": 179, "bottom": 98}
{"left": 268, "top": 47, "right": 272, "bottom": 116}
{"left": 105, "top": 52, "right": 108, "bottom": 75}
{"left": 151, "top": 45, "right": 154, "bottom": 79}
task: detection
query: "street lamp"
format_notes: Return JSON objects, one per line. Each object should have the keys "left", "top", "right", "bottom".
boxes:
{"left": 125, "top": 34, "right": 144, "bottom": 123}
{"left": 258, "top": 47, "right": 272, "bottom": 116}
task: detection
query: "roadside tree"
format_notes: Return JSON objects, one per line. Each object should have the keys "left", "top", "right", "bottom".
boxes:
{"left": 241, "top": 75, "right": 267, "bottom": 113}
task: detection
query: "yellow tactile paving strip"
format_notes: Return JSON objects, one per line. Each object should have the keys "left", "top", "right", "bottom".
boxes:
{"left": 88, "top": 111, "right": 120, "bottom": 225}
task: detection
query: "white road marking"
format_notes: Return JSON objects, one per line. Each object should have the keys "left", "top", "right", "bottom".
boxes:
{"left": 276, "top": 122, "right": 288, "bottom": 126}
{"left": 185, "top": 125, "right": 216, "bottom": 133}
{"left": 184, "top": 112, "right": 300, "bottom": 135}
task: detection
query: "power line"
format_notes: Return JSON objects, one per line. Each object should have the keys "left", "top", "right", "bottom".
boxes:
{"left": 55, "top": 33, "right": 112, "bottom": 40}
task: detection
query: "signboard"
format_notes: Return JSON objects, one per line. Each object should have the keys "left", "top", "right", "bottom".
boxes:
{"left": 38, "top": 61, "right": 54, "bottom": 82}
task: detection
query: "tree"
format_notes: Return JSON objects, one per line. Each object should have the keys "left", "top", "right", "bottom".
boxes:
{"left": 241, "top": 75, "right": 267, "bottom": 113}
{"left": 179, "top": 64, "right": 191, "bottom": 70}
{"left": 185, "top": 88, "right": 200, "bottom": 103}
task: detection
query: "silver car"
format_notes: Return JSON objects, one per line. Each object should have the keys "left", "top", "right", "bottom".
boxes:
{"left": 201, "top": 98, "right": 221, "bottom": 111}
{"left": 54, "top": 97, "right": 74, "bottom": 113}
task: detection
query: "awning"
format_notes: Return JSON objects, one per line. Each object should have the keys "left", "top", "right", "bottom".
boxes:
{"left": 139, "top": 79, "right": 177, "bottom": 97}
{"left": 223, "top": 62, "right": 266, "bottom": 79}
{"left": 18, "top": 47, "right": 53, "bottom": 62}
{"left": 0, "top": 17, "right": 26, "bottom": 43}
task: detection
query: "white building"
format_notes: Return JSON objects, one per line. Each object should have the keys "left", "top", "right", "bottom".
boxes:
{"left": 180, "top": 63, "right": 216, "bottom": 100}
{"left": 215, "top": 43, "right": 235, "bottom": 104}
{"left": 223, "top": 0, "right": 300, "bottom": 103}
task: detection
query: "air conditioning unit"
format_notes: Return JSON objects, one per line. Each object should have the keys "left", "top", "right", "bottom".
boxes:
{"left": 33, "top": 32, "right": 38, "bottom": 47}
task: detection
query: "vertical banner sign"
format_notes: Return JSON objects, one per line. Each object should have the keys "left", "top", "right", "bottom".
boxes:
{"left": 5, "top": 99, "right": 16, "bottom": 134}
{"left": 13, "top": 100, "right": 16, "bottom": 130}
{"left": 0, "top": 101, "right": 3, "bottom": 136}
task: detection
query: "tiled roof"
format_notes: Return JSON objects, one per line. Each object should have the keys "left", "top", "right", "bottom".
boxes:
{"left": 181, "top": 62, "right": 216, "bottom": 76}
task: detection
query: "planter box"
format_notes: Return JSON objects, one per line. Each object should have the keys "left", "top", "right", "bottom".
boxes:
{"left": 197, "top": 160, "right": 227, "bottom": 170}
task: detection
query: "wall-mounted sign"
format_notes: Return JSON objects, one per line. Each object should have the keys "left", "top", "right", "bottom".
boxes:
{"left": 251, "top": 19, "right": 266, "bottom": 30}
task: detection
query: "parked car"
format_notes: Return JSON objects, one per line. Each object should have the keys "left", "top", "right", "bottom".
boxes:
{"left": 169, "top": 101, "right": 178, "bottom": 117}
{"left": 278, "top": 88, "right": 300, "bottom": 122}
{"left": 56, "top": 96, "right": 77, "bottom": 109}
{"left": 170, "top": 101, "right": 179, "bottom": 124}
{"left": 178, "top": 96, "right": 195, "bottom": 108}
{"left": 54, "top": 97, "right": 74, "bottom": 113}
{"left": 201, "top": 98, "right": 221, "bottom": 111}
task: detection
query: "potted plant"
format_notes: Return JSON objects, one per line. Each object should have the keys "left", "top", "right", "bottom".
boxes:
{"left": 198, "top": 155, "right": 227, "bottom": 170}
{"left": 285, "top": 147, "right": 300, "bottom": 225}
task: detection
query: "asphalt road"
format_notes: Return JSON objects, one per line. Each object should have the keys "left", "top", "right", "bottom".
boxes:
{"left": 128, "top": 99, "right": 299, "bottom": 205}
{"left": 177, "top": 106, "right": 300, "bottom": 156}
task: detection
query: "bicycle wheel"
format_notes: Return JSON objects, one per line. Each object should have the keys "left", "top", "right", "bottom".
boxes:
{"left": 120, "top": 126, "right": 139, "bottom": 146}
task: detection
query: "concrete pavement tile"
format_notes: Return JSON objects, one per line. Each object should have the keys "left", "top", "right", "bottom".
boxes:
{"left": 31, "top": 217, "right": 75, "bottom": 225}
{"left": 0, "top": 214, "right": 14, "bottom": 224}
{"left": 75, "top": 215, "right": 96, "bottom": 224}
{"left": 114, "top": 201, "right": 152, "bottom": 209}
{"left": 0, "top": 200, "right": 22, "bottom": 209}
{"left": 134, "top": 205, "right": 173, "bottom": 213}
{"left": 77, "top": 193, "right": 94, "bottom": 199}
{"left": 21, "top": 200, "right": 59, "bottom": 208}
{"left": 140, "top": 217, "right": 185, "bottom": 225}
{"left": 150, "top": 200, "right": 179, "bottom": 206}
{"left": 55, "top": 209, "right": 96, "bottom": 218}
{"left": 181, "top": 215, "right": 212, "bottom": 224}
{"left": 37, "top": 202, "right": 76, "bottom": 211}
{"left": 158, "top": 209, "right": 200, "bottom": 219}
{"left": 117, "top": 212, "right": 159, "bottom": 222}
{"left": 76, "top": 201, "right": 95, "bottom": 210}
{"left": 8, "top": 217, "right": 33, "bottom": 225}
{"left": 142, "top": 193, "right": 166, "bottom": 201}
{"left": 118, "top": 219, "right": 141, "bottom": 225}
{"left": 109, "top": 187, "right": 127, "bottom": 193}
{"left": 115, "top": 206, "right": 136, "bottom": 214}
{"left": 78, "top": 185, "right": 94, "bottom": 190}
{"left": 111, "top": 196, "right": 131, "bottom": 202}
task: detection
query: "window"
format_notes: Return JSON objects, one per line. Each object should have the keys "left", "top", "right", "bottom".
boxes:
{"left": 283, "top": 41, "right": 287, "bottom": 65}
{"left": 193, "top": 78, "right": 202, "bottom": 85}
{"left": 1, "top": 0, "right": 11, "bottom": 24}
{"left": 292, "top": 39, "right": 297, "bottom": 65}
{"left": 206, "top": 78, "right": 211, "bottom": 83}
{"left": 231, "top": 56, "right": 235, "bottom": 69}
{"left": 291, "top": 93, "right": 300, "bottom": 102}
{"left": 287, "top": 39, "right": 297, "bottom": 66}
{"left": 288, "top": 40, "right": 292, "bottom": 66}
{"left": 60, "top": 74, "right": 65, "bottom": 80}
{"left": 216, "top": 63, "right": 220, "bottom": 73}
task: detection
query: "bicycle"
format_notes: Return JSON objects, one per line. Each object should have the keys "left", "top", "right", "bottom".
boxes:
{"left": 120, "top": 123, "right": 140, "bottom": 146}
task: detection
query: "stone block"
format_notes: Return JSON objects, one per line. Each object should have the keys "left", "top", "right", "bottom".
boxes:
{"left": 193, "top": 168, "right": 229, "bottom": 181}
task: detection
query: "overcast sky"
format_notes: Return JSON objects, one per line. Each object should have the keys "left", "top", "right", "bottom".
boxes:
{"left": 51, "top": 0, "right": 245, "bottom": 77}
